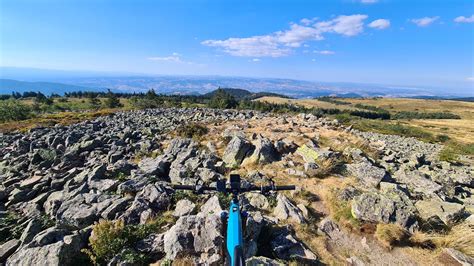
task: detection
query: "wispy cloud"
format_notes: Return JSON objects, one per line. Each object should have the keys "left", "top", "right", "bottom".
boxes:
{"left": 467, "top": 77, "right": 474, "bottom": 81}
{"left": 202, "top": 14, "right": 371, "bottom": 57}
{"left": 454, "top": 15, "right": 474, "bottom": 23}
{"left": 251, "top": 58, "right": 261, "bottom": 62}
{"left": 147, "top": 52, "right": 195, "bottom": 64}
{"left": 410, "top": 16, "right": 439, "bottom": 27}
{"left": 314, "top": 50, "right": 335, "bottom": 55}
{"left": 368, "top": 19, "right": 390, "bottom": 29}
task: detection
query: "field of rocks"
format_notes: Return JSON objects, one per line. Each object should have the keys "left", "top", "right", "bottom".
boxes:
{"left": 0, "top": 107, "right": 473, "bottom": 265}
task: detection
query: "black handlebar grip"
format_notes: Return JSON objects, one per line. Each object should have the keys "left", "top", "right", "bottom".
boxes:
{"left": 274, "top": 185, "right": 296, "bottom": 191}
{"left": 172, "top": 185, "right": 195, "bottom": 190}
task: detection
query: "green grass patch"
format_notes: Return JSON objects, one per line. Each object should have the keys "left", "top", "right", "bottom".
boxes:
{"left": 439, "top": 142, "right": 474, "bottom": 162}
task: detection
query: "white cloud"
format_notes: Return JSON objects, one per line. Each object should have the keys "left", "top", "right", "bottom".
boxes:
{"left": 454, "top": 15, "right": 474, "bottom": 23}
{"left": 368, "top": 19, "right": 390, "bottom": 29}
{"left": 410, "top": 16, "right": 439, "bottom": 27}
{"left": 251, "top": 58, "right": 261, "bottom": 62}
{"left": 314, "top": 50, "right": 335, "bottom": 55}
{"left": 311, "top": 59, "right": 316, "bottom": 62}
{"left": 467, "top": 77, "right": 474, "bottom": 81}
{"left": 202, "top": 14, "right": 369, "bottom": 57}
{"left": 360, "top": 0, "right": 378, "bottom": 4}
{"left": 147, "top": 53, "right": 193, "bottom": 64}
{"left": 300, "top": 17, "right": 318, "bottom": 25}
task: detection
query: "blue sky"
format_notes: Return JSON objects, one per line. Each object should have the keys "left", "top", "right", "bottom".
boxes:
{"left": 1, "top": 0, "right": 473, "bottom": 92}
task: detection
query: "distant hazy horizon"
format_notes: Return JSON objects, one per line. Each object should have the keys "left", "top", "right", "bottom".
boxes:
{"left": 1, "top": 66, "right": 473, "bottom": 98}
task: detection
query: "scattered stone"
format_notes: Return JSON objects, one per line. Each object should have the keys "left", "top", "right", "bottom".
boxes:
{"left": 243, "top": 136, "right": 279, "bottom": 165}
{"left": 415, "top": 200, "right": 466, "bottom": 226}
{"left": 441, "top": 248, "right": 474, "bottom": 266}
{"left": 346, "top": 161, "right": 387, "bottom": 188}
{"left": 222, "top": 136, "right": 253, "bottom": 167}
{"left": 246, "top": 256, "right": 285, "bottom": 266}
{"left": 273, "top": 194, "right": 306, "bottom": 224}
{"left": 173, "top": 199, "right": 196, "bottom": 217}
{"left": 0, "top": 239, "right": 20, "bottom": 262}
{"left": 200, "top": 195, "right": 222, "bottom": 215}
{"left": 270, "top": 226, "right": 318, "bottom": 262}
{"left": 352, "top": 190, "right": 418, "bottom": 230}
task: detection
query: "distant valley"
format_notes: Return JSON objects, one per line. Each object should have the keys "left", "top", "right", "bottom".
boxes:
{"left": 1, "top": 67, "right": 471, "bottom": 98}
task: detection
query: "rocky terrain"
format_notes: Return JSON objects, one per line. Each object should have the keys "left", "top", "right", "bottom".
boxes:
{"left": 0, "top": 108, "right": 473, "bottom": 265}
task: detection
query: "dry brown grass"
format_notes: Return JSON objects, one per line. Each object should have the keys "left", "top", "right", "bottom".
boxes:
{"left": 375, "top": 223, "right": 408, "bottom": 250}
{"left": 258, "top": 96, "right": 357, "bottom": 111}
{"left": 344, "top": 97, "right": 474, "bottom": 119}
{"left": 0, "top": 109, "right": 116, "bottom": 133}
{"left": 428, "top": 223, "right": 474, "bottom": 257}
{"left": 258, "top": 96, "right": 474, "bottom": 144}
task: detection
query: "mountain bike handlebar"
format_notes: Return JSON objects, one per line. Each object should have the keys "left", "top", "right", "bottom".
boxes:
{"left": 172, "top": 184, "right": 295, "bottom": 193}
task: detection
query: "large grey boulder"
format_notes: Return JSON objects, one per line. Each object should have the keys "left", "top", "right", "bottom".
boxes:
{"left": 243, "top": 137, "right": 279, "bottom": 165}
{"left": 270, "top": 226, "right": 318, "bottom": 262}
{"left": 415, "top": 200, "right": 466, "bottom": 226}
{"left": 352, "top": 189, "right": 418, "bottom": 230}
{"left": 120, "top": 184, "right": 171, "bottom": 224}
{"left": 392, "top": 167, "right": 442, "bottom": 198}
{"left": 173, "top": 199, "right": 196, "bottom": 217}
{"left": 19, "top": 218, "right": 44, "bottom": 245}
{"left": 200, "top": 195, "right": 223, "bottom": 215}
{"left": 242, "top": 192, "right": 270, "bottom": 211}
{"left": 0, "top": 239, "right": 20, "bottom": 263}
{"left": 135, "top": 233, "right": 165, "bottom": 254}
{"left": 55, "top": 194, "right": 101, "bottom": 228}
{"left": 165, "top": 138, "right": 196, "bottom": 157}
{"left": 442, "top": 248, "right": 474, "bottom": 266}
{"left": 101, "top": 197, "right": 132, "bottom": 220}
{"left": 116, "top": 174, "right": 148, "bottom": 194}
{"left": 163, "top": 213, "right": 223, "bottom": 264}
{"left": 222, "top": 136, "right": 253, "bottom": 168}
{"left": 318, "top": 217, "right": 340, "bottom": 237}
{"left": 138, "top": 154, "right": 173, "bottom": 176}
{"left": 246, "top": 256, "right": 285, "bottom": 266}
{"left": 273, "top": 194, "right": 306, "bottom": 224}
{"left": 6, "top": 231, "right": 86, "bottom": 266}
{"left": 346, "top": 161, "right": 387, "bottom": 188}
{"left": 244, "top": 212, "right": 264, "bottom": 258}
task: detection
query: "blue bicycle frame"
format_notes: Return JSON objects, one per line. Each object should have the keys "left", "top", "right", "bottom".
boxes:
{"left": 172, "top": 174, "right": 295, "bottom": 266}
{"left": 226, "top": 200, "right": 244, "bottom": 266}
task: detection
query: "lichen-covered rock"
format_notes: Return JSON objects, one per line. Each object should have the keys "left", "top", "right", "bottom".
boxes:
{"left": 163, "top": 213, "right": 223, "bottom": 264}
{"left": 6, "top": 229, "right": 87, "bottom": 266}
{"left": 346, "top": 161, "right": 387, "bottom": 188}
{"left": 270, "top": 226, "right": 318, "bottom": 262}
{"left": 0, "top": 239, "right": 20, "bottom": 263}
{"left": 173, "top": 199, "right": 196, "bottom": 217}
{"left": 415, "top": 199, "right": 466, "bottom": 226}
{"left": 222, "top": 136, "right": 253, "bottom": 167}
{"left": 392, "top": 167, "right": 443, "bottom": 198}
{"left": 273, "top": 194, "right": 306, "bottom": 224}
{"left": 200, "top": 195, "right": 223, "bottom": 215}
{"left": 352, "top": 190, "right": 418, "bottom": 230}
{"left": 246, "top": 256, "right": 285, "bottom": 266}
{"left": 138, "top": 154, "right": 172, "bottom": 176}
{"left": 243, "top": 136, "right": 279, "bottom": 165}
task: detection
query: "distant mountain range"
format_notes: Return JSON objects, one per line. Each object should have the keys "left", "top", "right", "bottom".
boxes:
{"left": 1, "top": 67, "right": 472, "bottom": 98}
{"left": 0, "top": 79, "right": 103, "bottom": 95}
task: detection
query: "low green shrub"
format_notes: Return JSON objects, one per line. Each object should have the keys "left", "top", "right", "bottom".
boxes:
{"left": 0, "top": 99, "right": 33, "bottom": 122}
{"left": 177, "top": 123, "right": 209, "bottom": 139}
{"left": 393, "top": 111, "right": 461, "bottom": 120}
